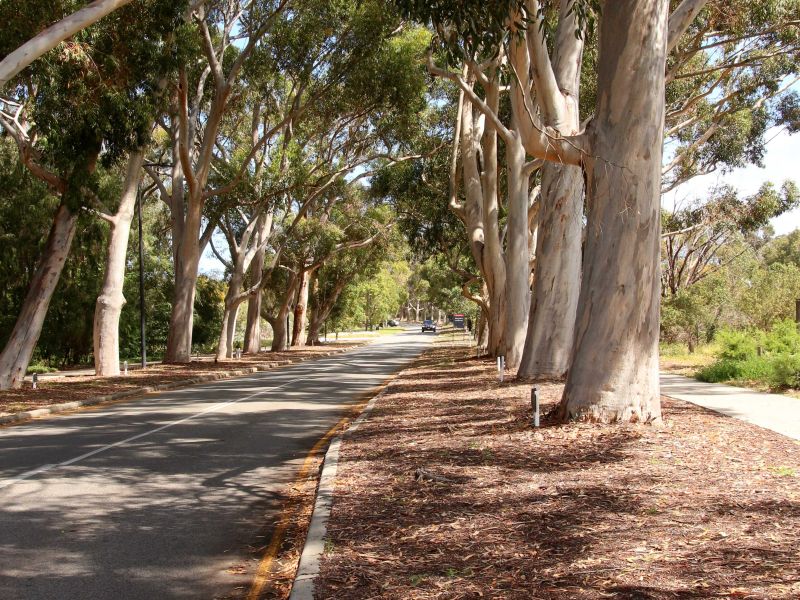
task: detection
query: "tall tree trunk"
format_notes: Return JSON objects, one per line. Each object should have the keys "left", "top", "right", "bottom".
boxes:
{"left": 93, "top": 150, "right": 145, "bottom": 377}
{"left": 216, "top": 272, "right": 244, "bottom": 361}
{"left": 503, "top": 136, "right": 531, "bottom": 369}
{"left": 165, "top": 200, "right": 203, "bottom": 363}
{"left": 517, "top": 0, "right": 585, "bottom": 380}
{"left": 291, "top": 270, "right": 311, "bottom": 347}
{"left": 0, "top": 203, "right": 77, "bottom": 389}
{"left": 480, "top": 72, "right": 506, "bottom": 357}
{"left": 243, "top": 290, "right": 262, "bottom": 354}
{"left": 270, "top": 306, "right": 290, "bottom": 352}
{"left": 558, "top": 0, "right": 667, "bottom": 423}
{"left": 518, "top": 163, "right": 583, "bottom": 379}
{"left": 242, "top": 213, "right": 271, "bottom": 354}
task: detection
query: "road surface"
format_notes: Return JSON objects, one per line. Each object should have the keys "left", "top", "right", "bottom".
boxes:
{"left": 0, "top": 331, "right": 432, "bottom": 599}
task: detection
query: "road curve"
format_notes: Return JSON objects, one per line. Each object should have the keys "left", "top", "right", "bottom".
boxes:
{"left": 0, "top": 331, "right": 433, "bottom": 599}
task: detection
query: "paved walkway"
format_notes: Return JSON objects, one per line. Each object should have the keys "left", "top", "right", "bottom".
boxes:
{"left": 661, "top": 373, "right": 800, "bottom": 441}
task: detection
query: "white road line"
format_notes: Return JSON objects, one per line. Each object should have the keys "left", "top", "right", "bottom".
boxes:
{"left": 0, "top": 377, "right": 304, "bottom": 491}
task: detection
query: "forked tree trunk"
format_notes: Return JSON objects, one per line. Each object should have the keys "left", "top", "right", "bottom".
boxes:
{"left": 306, "top": 279, "right": 346, "bottom": 345}
{"left": 558, "top": 0, "right": 666, "bottom": 423}
{"left": 291, "top": 270, "right": 311, "bottom": 347}
{"left": 503, "top": 136, "right": 531, "bottom": 369}
{"left": 0, "top": 203, "right": 78, "bottom": 389}
{"left": 93, "top": 150, "right": 145, "bottom": 376}
{"left": 518, "top": 163, "right": 583, "bottom": 379}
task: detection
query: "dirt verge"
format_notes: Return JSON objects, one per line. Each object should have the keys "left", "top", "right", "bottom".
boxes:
{"left": 314, "top": 346, "right": 800, "bottom": 599}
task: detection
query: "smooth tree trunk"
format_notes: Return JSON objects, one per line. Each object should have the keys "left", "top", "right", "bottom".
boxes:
{"left": 518, "top": 163, "right": 583, "bottom": 379}
{"left": 291, "top": 270, "right": 311, "bottom": 347}
{"left": 480, "top": 73, "right": 507, "bottom": 357}
{"left": 0, "top": 203, "right": 78, "bottom": 389}
{"left": 243, "top": 291, "right": 262, "bottom": 354}
{"left": 216, "top": 272, "right": 245, "bottom": 361}
{"left": 93, "top": 150, "right": 145, "bottom": 376}
{"left": 518, "top": 0, "right": 585, "bottom": 380}
{"left": 243, "top": 213, "right": 270, "bottom": 354}
{"left": 503, "top": 135, "right": 531, "bottom": 370}
{"left": 165, "top": 212, "right": 202, "bottom": 363}
{"left": 558, "top": 0, "right": 667, "bottom": 423}
{"left": 270, "top": 306, "right": 290, "bottom": 352}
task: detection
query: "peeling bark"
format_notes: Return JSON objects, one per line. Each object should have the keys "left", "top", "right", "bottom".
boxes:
{"left": 0, "top": 203, "right": 78, "bottom": 389}
{"left": 558, "top": 0, "right": 667, "bottom": 423}
{"left": 519, "top": 163, "right": 583, "bottom": 379}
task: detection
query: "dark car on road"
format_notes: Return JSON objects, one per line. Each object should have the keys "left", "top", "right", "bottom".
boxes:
{"left": 422, "top": 319, "right": 437, "bottom": 333}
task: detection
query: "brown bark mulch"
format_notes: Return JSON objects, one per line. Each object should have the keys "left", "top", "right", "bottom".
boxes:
{"left": 0, "top": 343, "right": 360, "bottom": 416}
{"left": 316, "top": 347, "right": 800, "bottom": 599}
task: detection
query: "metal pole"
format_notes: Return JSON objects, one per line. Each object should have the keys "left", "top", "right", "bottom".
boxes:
{"left": 531, "top": 387, "right": 540, "bottom": 427}
{"left": 137, "top": 185, "right": 147, "bottom": 369}
{"left": 286, "top": 314, "right": 290, "bottom": 350}
{"left": 796, "top": 298, "right": 800, "bottom": 328}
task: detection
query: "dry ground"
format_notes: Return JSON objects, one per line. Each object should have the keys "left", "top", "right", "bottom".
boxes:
{"left": 0, "top": 343, "right": 360, "bottom": 416}
{"left": 314, "top": 347, "right": 800, "bottom": 599}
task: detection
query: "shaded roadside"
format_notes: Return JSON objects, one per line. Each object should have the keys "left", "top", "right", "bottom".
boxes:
{"left": 316, "top": 347, "right": 800, "bottom": 599}
{"left": 0, "top": 343, "right": 362, "bottom": 418}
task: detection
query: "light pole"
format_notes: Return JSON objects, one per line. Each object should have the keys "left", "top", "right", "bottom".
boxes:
{"left": 137, "top": 185, "right": 147, "bottom": 368}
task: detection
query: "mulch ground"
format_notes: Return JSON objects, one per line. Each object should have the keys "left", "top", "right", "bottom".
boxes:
{"left": 0, "top": 343, "right": 360, "bottom": 416}
{"left": 316, "top": 346, "right": 800, "bottom": 599}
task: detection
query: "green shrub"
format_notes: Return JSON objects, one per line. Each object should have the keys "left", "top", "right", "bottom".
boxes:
{"left": 697, "top": 360, "right": 741, "bottom": 382}
{"left": 26, "top": 364, "right": 56, "bottom": 375}
{"left": 767, "top": 354, "right": 800, "bottom": 389}
{"left": 697, "top": 356, "right": 772, "bottom": 383}
{"left": 764, "top": 319, "right": 800, "bottom": 355}
{"left": 715, "top": 328, "right": 759, "bottom": 361}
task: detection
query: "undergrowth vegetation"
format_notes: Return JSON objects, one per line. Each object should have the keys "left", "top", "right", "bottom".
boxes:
{"left": 697, "top": 320, "right": 800, "bottom": 390}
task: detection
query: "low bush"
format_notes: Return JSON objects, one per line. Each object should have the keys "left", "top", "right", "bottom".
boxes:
{"left": 697, "top": 321, "right": 800, "bottom": 390}
{"left": 715, "top": 328, "right": 760, "bottom": 361}
{"left": 767, "top": 353, "right": 800, "bottom": 389}
{"left": 697, "top": 356, "right": 772, "bottom": 384}
{"left": 26, "top": 364, "right": 56, "bottom": 375}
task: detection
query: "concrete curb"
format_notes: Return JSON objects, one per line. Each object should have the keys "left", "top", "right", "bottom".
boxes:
{"left": 288, "top": 387, "right": 388, "bottom": 600}
{"left": 0, "top": 347, "right": 360, "bottom": 427}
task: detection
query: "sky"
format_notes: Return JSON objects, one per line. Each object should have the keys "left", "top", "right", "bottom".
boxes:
{"left": 663, "top": 128, "right": 800, "bottom": 235}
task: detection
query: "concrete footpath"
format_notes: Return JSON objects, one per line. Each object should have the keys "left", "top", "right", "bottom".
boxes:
{"left": 661, "top": 373, "right": 800, "bottom": 441}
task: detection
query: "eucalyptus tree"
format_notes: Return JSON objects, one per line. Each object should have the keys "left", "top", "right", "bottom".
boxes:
{"left": 662, "top": 181, "right": 799, "bottom": 296}
{"left": 399, "top": 0, "right": 712, "bottom": 422}
{"left": 0, "top": 0, "right": 183, "bottom": 388}
{"left": 372, "top": 138, "right": 489, "bottom": 341}
{"left": 156, "top": 0, "right": 301, "bottom": 363}
{"left": 663, "top": 0, "right": 800, "bottom": 194}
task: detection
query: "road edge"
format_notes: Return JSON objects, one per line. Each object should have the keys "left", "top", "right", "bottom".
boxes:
{"left": 0, "top": 346, "right": 363, "bottom": 428}
{"left": 288, "top": 386, "right": 387, "bottom": 600}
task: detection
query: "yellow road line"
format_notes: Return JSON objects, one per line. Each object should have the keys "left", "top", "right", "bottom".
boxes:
{"left": 245, "top": 379, "right": 396, "bottom": 600}
{"left": 245, "top": 413, "right": 350, "bottom": 600}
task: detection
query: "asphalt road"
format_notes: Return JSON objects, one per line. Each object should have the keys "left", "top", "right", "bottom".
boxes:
{"left": 0, "top": 331, "right": 433, "bottom": 599}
